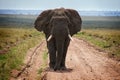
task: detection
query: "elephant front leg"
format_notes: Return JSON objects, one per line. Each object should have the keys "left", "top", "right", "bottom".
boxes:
{"left": 47, "top": 39, "right": 56, "bottom": 69}
{"left": 61, "top": 39, "right": 70, "bottom": 70}
{"left": 54, "top": 40, "right": 64, "bottom": 71}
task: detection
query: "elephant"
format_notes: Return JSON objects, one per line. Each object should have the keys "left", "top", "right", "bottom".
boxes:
{"left": 34, "top": 8, "right": 82, "bottom": 71}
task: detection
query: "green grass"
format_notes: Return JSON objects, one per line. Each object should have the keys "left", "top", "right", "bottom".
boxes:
{"left": 38, "top": 51, "right": 48, "bottom": 74}
{"left": 37, "top": 51, "right": 48, "bottom": 80}
{"left": 75, "top": 29, "right": 120, "bottom": 60}
{"left": 0, "top": 28, "right": 44, "bottom": 80}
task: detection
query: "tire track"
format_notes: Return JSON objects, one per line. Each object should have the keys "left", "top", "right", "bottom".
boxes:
{"left": 10, "top": 40, "right": 47, "bottom": 80}
{"left": 42, "top": 38, "right": 120, "bottom": 80}
{"left": 10, "top": 38, "right": 120, "bottom": 80}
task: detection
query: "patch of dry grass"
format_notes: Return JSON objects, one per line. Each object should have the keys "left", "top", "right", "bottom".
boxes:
{"left": 0, "top": 28, "right": 44, "bottom": 80}
{"left": 76, "top": 29, "right": 120, "bottom": 60}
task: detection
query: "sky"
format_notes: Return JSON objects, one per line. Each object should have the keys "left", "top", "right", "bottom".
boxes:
{"left": 0, "top": 0, "right": 120, "bottom": 11}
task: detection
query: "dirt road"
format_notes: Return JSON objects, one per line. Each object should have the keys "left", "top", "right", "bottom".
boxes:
{"left": 11, "top": 38, "right": 120, "bottom": 80}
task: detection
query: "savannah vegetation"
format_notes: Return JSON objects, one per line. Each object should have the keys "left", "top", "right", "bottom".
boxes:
{"left": 75, "top": 29, "right": 120, "bottom": 60}
{"left": 0, "top": 28, "right": 44, "bottom": 79}
{"left": 0, "top": 14, "right": 120, "bottom": 79}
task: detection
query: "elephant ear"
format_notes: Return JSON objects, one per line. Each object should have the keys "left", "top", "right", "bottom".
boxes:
{"left": 34, "top": 10, "right": 53, "bottom": 32}
{"left": 65, "top": 9, "right": 82, "bottom": 36}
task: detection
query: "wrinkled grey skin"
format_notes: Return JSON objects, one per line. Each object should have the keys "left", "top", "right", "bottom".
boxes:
{"left": 34, "top": 8, "right": 82, "bottom": 71}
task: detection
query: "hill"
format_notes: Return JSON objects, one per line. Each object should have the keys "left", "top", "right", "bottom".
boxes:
{"left": 0, "top": 14, "right": 120, "bottom": 29}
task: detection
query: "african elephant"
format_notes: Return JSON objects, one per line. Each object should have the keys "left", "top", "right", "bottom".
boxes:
{"left": 34, "top": 8, "right": 82, "bottom": 71}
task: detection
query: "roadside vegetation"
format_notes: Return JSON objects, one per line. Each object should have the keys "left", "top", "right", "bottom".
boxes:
{"left": 0, "top": 28, "right": 44, "bottom": 80}
{"left": 75, "top": 29, "right": 120, "bottom": 60}
{"left": 37, "top": 51, "right": 48, "bottom": 79}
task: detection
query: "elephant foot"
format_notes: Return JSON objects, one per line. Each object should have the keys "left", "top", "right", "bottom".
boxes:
{"left": 60, "top": 66, "right": 67, "bottom": 70}
{"left": 54, "top": 65, "right": 67, "bottom": 71}
{"left": 49, "top": 62, "right": 55, "bottom": 69}
{"left": 54, "top": 65, "right": 61, "bottom": 71}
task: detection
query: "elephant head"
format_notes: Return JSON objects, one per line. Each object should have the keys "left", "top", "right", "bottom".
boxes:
{"left": 34, "top": 8, "right": 82, "bottom": 71}
{"left": 34, "top": 8, "right": 82, "bottom": 40}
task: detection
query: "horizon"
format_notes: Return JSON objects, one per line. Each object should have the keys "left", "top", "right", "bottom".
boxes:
{"left": 0, "top": 9, "right": 120, "bottom": 16}
{"left": 0, "top": 9, "right": 120, "bottom": 12}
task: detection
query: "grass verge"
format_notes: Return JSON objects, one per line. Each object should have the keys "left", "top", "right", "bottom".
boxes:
{"left": 38, "top": 51, "right": 48, "bottom": 74}
{"left": 0, "top": 28, "right": 44, "bottom": 80}
{"left": 75, "top": 29, "right": 120, "bottom": 60}
{"left": 37, "top": 51, "right": 48, "bottom": 80}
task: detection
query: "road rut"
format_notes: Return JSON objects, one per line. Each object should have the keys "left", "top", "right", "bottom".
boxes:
{"left": 10, "top": 38, "right": 120, "bottom": 80}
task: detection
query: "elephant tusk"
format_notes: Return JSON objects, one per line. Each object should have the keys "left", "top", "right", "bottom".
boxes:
{"left": 68, "top": 34, "right": 73, "bottom": 41}
{"left": 47, "top": 35, "right": 53, "bottom": 41}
